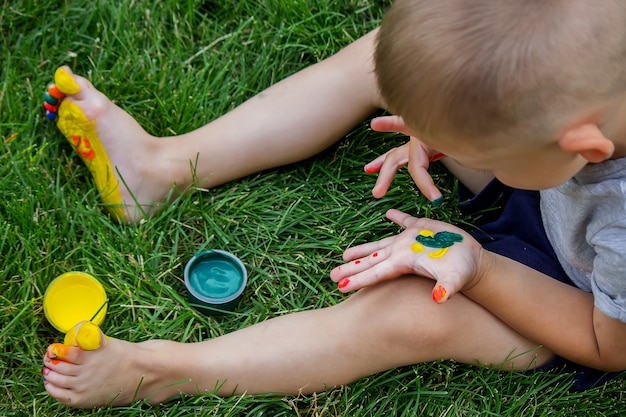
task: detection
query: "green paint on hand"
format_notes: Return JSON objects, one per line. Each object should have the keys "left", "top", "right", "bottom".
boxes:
{"left": 416, "top": 231, "right": 463, "bottom": 248}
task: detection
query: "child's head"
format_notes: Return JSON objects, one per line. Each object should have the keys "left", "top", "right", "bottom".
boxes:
{"left": 375, "top": 0, "right": 626, "bottom": 188}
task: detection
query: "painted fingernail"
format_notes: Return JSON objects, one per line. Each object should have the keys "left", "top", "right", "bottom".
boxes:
{"left": 432, "top": 285, "right": 448, "bottom": 303}
{"left": 338, "top": 278, "right": 350, "bottom": 289}
{"left": 428, "top": 152, "right": 446, "bottom": 163}
{"left": 364, "top": 166, "right": 377, "bottom": 174}
{"left": 43, "top": 367, "right": 50, "bottom": 376}
{"left": 430, "top": 196, "right": 443, "bottom": 208}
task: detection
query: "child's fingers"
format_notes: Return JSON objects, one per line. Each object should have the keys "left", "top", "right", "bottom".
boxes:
{"left": 341, "top": 235, "right": 396, "bottom": 262}
{"left": 406, "top": 138, "right": 442, "bottom": 204}
{"left": 331, "top": 247, "right": 390, "bottom": 282}
{"left": 408, "top": 165, "right": 442, "bottom": 203}
{"left": 369, "top": 144, "right": 410, "bottom": 199}
{"left": 335, "top": 260, "right": 401, "bottom": 293}
{"left": 364, "top": 152, "right": 387, "bottom": 174}
{"left": 385, "top": 209, "right": 421, "bottom": 230}
{"left": 370, "top": 115, "right": 413, "bottom": 136}
{"left": 430, "top": 276, "right": 465, "bottom": 303}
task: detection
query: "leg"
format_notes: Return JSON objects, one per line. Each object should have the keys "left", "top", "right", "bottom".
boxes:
{"left": 49, "top": 30, "right": 383, "bottom": 222}
{"left": 43, "top": 277, "right": 553, "bottom": 408}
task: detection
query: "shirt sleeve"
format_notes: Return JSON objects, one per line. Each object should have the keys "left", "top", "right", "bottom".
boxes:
{"left": 590, "top": 221, "right": 626, "bottom": 323}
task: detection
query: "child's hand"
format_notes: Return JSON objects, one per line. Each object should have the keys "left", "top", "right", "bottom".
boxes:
{"left": 330, "top": 209, "right": 484, "bottom": 302}
{"left": 366, "top": 115, "right": 444, "bottom": 204}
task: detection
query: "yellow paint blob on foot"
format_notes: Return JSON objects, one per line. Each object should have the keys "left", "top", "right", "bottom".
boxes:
{"left": 432, "top": 285, "right": 448, "bottom": 303}
{"left": 56, "top": 100, "right": 125, "bottom": 220}
{"left": 54, "top": 68, "right": 81, "bottom": 95}
{"left": 64, "top": 321, "right": 103, "bottom": 351}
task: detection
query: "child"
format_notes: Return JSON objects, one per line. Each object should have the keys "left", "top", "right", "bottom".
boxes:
{"left": 43, "top": 0, "right": 625, "bottom": 408}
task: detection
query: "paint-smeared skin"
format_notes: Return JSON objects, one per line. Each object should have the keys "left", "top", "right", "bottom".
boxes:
{"left": 432, "top": 285, "right": 448, "bottom": 303}
{"left": 411, "top": 229, "right": 463, "bottom": 259}
{"left": 416, "top": 230, "right": 463, "bottom": 248}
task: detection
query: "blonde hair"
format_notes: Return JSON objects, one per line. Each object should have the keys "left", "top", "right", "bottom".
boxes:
{"left": 375, "top": 0, "right": 626, "bottom": 143}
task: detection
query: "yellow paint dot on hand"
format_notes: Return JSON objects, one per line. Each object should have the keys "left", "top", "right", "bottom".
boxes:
{"left": 411, "top": 242, "right": 425, "bottom": 253}
{"left": 428, "top": 247, "right": 449, "bottom": 259}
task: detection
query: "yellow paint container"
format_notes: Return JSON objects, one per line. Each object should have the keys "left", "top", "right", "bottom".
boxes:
{"left": 43, "top": 272, "right": 107, "bottom": 333}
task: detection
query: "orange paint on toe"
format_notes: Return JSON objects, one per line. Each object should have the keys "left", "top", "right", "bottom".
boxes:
{"left": 49, "top": 343, "right": 71, "bottom": 360}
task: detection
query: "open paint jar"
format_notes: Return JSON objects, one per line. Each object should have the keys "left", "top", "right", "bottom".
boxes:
{"left": 43, "top": 272, "right": 107, "bottom": 333}
{"left": 184, "top": 249, "right": 247, "bottom": 316}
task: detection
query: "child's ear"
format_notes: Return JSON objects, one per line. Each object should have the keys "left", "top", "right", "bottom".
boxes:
{"left": 558, "top": 123, "right": 615, "bottom": 163}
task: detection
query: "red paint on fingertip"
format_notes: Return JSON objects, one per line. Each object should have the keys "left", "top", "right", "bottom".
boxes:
{"left": 338, "top": 278, "right": 350, "bottom": 289}
{"left": 364, "top": 166, "right": 378, "bottom": 174}
{"left": 428, "top": 152, "right": 446, "bottom": 163}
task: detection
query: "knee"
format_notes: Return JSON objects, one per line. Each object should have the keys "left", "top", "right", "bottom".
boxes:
{"left": 343, "top": 277, "right": 454, "bottom": 351}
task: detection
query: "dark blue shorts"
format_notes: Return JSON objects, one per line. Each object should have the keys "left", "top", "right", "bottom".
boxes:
{"left": 459, "top": 179, "right": 622, "bottom": 391}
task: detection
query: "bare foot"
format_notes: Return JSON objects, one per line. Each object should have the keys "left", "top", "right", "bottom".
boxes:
{"left": 45, "top": 67, "right": 172, "bottom": 222}
{"left": 43, "top": 336, "right": 185, "bottom": 407}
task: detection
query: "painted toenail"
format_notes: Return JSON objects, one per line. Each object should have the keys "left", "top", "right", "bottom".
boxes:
{"left": 44, "top": 92, "right": 59, "bottom": 105}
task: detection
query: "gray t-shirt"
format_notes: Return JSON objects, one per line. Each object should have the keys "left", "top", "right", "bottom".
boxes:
{"left": 541, "top": 157, "right": 626, "bottom": 323}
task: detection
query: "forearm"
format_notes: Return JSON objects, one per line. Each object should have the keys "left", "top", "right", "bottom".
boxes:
{"left": 466, "top": 251, "right": 626, "bottom": 371}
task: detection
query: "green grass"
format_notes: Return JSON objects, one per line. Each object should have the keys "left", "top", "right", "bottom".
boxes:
{"left": 1, "top": 1, "right": 624, "bottom": 415}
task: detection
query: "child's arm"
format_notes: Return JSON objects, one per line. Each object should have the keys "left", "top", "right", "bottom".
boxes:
{"left": 331, "top": 209, "right": 626, "bottom": 372}
{"left": 465, "top": 251, "right": 626, "bottom": 372}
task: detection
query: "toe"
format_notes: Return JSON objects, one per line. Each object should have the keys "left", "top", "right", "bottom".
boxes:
{"left": 54, "top": 67, "right": 81, "bottom": 95}
{"left": 47, "top": 343, "right": 84, "bottom": 364}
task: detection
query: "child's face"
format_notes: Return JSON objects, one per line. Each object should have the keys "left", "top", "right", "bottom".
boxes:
{"left": 420, "top": 134, "right": 588, "bottom": 190}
